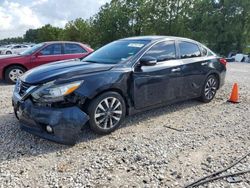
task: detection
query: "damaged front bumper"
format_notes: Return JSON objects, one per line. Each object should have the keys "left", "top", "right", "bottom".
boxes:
{"left": 12, "top": 93, "right": 89, "bottom": 145}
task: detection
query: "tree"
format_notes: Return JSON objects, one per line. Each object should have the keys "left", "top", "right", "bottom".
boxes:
{"left": 188, "top": 0, "right": 250, "bottom": 55}
{"left": 0, "top": 37, "right": 24, "bottom": 44}
{"left": 1, "top": 0, "right": 250, "bottom": 55}
{"left": 36, "top": 24, "right": 63, "bottom": 42}
{"left": 24, "top": 29, "right": 39, "bottom": 43}
{"left": 61, "top": 18, "right": 93, "bottom": 46}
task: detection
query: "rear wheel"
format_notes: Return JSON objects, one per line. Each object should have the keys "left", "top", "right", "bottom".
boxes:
{"left": 6, "top": 51, "right": 12, "bottom": 54}
{"left": 87, "top": 92, "right": 126, "bottom": 134}
{"left": 4, "top": 65, "right": 26, "bottom": 84}
{"left": 200, "top": 75, "right": 219, "bottom": 103}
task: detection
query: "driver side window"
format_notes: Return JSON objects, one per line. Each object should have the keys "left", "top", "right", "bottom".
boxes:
{"left": 143, "top": 41, "right": 176, "bottom": 62}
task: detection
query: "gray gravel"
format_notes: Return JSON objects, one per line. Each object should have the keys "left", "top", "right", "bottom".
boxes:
{"left": 0, "top": 62, "right": 249, "bottom": 188}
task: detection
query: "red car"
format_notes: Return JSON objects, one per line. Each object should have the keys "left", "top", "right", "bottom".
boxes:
{"left": 0, "top": 41, "right": 93, "bottom": 83}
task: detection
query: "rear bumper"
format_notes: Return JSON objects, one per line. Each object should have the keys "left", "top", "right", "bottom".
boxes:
{"left": 12, "top": 94, "right": 89, "bottom": 145}
{"left": 219, "top": 70, "right": 226, "bottom": 88}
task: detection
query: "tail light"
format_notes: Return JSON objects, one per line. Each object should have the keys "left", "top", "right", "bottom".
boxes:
{"left": 219, "top": 58, "right": 227, "bottom": 66}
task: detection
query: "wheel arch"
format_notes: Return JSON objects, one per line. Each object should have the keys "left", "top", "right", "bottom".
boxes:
{"left": 3, "top": 64, "right": 28, "bottom": 79}
{"left": 206, "top": 71, "right": 220, "bottom": 89}
{"left": 5, "top": 50, "right": 12, "bottom": 54}
{"left": 83, "top": 87, "right": 130, "bottom": 115}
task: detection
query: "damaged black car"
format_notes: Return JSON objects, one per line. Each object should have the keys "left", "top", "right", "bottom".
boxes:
{"left": 12, "top": 36, "right": 227, "bottom": 145}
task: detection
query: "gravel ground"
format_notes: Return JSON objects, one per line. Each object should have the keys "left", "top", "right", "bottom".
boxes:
{"left": 0, "top": 62, "right": 249, "bottom": 188}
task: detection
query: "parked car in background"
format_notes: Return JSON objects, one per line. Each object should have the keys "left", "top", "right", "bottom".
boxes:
{"left": 226, "top": 51, "right": 250, "bottom": 63}
{"left": 0, "top": 45, "right": 13, "bottom": 54}
{"left": 0, "top": 44, "right": 30, "bottom": 55}
{"left": 0, "top": 41, "right": 93, "bottom": 83}
{"left": 12, "top": 36, "right": 227, "bottom": 144}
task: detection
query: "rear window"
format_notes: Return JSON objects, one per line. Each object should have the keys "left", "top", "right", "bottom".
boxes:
{"left": 179, "top": 41, "right": 201, "bottom": 59}
{"left": 200, "top": 46, "right": 208, "bottom": 56}
{"left": 64, "top": 44, "right": 87, "bottom": 54}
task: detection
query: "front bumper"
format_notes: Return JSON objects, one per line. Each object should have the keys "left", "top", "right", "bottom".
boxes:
{"left": 12, "top": 93, "right": 89, "bottom": 145}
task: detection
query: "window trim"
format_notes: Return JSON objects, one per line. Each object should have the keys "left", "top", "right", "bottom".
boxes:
{"left": 199, "top": 45, "right": 208, "bottom": 57}
{"left": 198, "top": 44, "right": 216, "bottom": 57}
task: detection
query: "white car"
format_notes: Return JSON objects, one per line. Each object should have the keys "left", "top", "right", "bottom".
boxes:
{"left": 0, "top": 45, "right": 30, "bottom": 55}
{"left": 0, "top": 45, "right": 12, "bottom": 54}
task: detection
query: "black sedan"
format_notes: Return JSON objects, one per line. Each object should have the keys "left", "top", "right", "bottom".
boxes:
{"left": 12, "top": 36, "right": 227, "bottom": 145}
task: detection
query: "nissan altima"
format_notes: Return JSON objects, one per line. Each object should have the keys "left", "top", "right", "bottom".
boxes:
{"left": 12, "top": 36, "right": 227, "bottom": 145}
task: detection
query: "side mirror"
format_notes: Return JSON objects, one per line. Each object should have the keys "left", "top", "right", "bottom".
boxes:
{"left": 140, "top": 56, "right": 157, "bottom": 66}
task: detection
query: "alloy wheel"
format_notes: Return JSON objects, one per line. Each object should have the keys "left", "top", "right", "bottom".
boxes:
{"left": 94, "top": 97, "right": 123, "bottom": 130}
{"left": 204, "top": 77, "right": 217, "bottom": 100}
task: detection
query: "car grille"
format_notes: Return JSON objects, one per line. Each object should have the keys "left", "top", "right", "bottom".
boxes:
{"left": 19, "top": 81, "right": 32, "bottom": 96}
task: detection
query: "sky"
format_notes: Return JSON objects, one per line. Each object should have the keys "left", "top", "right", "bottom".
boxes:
{"left": 0, "top": 0, "right": 110, "bottom": 39}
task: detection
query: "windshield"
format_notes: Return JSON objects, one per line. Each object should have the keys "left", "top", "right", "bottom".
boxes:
{"left": 83, "top": 40, "right": 150, "bottom": 64}
{"left": 20, "top": 43, "right": 44, "bottom": 55}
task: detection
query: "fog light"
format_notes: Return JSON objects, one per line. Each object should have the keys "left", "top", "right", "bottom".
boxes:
{"left": 46, "top": 125, "right": 53, "bottom": 133}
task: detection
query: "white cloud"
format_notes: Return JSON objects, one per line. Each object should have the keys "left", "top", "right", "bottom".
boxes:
{"left": 0, "top": 0, "right": 110, "bottom": 39}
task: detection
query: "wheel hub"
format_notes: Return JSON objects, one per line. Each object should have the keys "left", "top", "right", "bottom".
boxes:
{"left": 9, "top": 69, "right": 24, "bottom": 82}
{"left": 94, "top": 97, "right": 122, "bottom": 130}
{"left": 204, "top": 77, "right": 217, "bottom": 100}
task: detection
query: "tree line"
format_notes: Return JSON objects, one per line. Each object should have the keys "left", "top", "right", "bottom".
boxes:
{"left": 1, "top": 0, "right": 250, "bottom": 55}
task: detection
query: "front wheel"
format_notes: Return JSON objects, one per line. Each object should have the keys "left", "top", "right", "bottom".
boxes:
{"left": 4, "top": 65, "right": 26, "bottom": 84}
{"left": 200, "top": 75, "right": 219, "bottom": 103}
{"left": 6, "top": 51, "right": 12, "bottom": 54}
{"left": 87, "top": 92, "right": 126, "bottom": 134}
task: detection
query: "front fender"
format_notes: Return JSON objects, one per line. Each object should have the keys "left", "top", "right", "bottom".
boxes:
{"left": 75, "top": 71, "right": 130, "bottom": 99}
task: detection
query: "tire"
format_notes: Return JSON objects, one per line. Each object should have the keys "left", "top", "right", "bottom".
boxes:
{"left": 4, "top": 65, "right": 26, "bottom": 84}
{"left": 200, "top": 74, "right": 219, "bottom": 103}
{"left": 6, "top": 51, "right": 12, "bottom": 54}
{"left": 87, "top": 91, "right": 126, "bottom": 134}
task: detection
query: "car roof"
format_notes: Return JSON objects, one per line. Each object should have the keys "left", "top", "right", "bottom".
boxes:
{"left": 121, "top": 35, "right": 198, "bottom": 43}
{"left": 43, "top": 41, "right": 84, "bottom": 45}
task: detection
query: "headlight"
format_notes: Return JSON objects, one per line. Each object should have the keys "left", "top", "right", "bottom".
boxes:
{"left": 31, "top": 80, "right": 83, "bottom": 102}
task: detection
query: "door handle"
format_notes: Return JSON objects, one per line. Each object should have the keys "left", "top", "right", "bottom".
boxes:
{"left": 171, "top": 67, "right": 181, "bottom": 72}
{"left": 201, "top": 62, "right": 208, "bottom": 66}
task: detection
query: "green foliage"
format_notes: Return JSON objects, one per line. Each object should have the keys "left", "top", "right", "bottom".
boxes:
{"left": 61, "top": 18, "right": 93, "bottom": 45}
{"left": 0, "top": 37, "right": 24, "bottom": 44}
{"left": 37, "top": 24, "right": 63, "bottom": 42}
{"left": 24, "top": 29, "right": 39, "bottom": 43}
{"left": 188, "top": 0, "right": 250, "bottom": 55}
{"left": 1, "top": 0, "right": 250, "bottom": 55}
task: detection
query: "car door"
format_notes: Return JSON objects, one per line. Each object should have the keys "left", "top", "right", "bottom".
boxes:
{"left": 31, "top": 43, "right": 64, "bottom": 67}
{"left": 132, "top": 40, "right": 184, "bottom": 109}
{"left": 63, "top": 43, "right": 89, "bottom": 59}
{"left": 12, "top": 45, "right": 21, "bottom": 54}
{"left": 19, "top": 45, "right": 29, "bottom": 53}
{"left": 178, "top": 41, "right": 210, "bottom": 99}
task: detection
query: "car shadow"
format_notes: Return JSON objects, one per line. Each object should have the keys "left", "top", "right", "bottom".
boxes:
{"left": 0, "top": 80, "right": 12, "bottom": 86}
{"left": 0, "top": 99, "right": 204, "bottom": 163}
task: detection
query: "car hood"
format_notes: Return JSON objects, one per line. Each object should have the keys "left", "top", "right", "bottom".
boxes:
{"left": 21, "top": 59, "right": 114, "bottom": 84}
